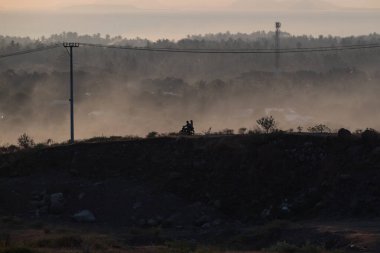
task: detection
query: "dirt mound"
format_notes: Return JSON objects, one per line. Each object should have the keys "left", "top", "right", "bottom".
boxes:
{"left": 1, "top": 134, "right": 380, "bottom": 251}
{"left": 1, "top": 134, "right": 380, "bottom": 221}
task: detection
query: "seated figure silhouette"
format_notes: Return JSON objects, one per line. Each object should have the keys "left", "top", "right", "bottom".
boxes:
{"left": 180, "top": 120, "right": 195, "bottom": 135}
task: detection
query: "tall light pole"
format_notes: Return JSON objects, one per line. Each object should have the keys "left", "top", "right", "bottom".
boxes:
{"left": 275, "top": 22, "right": 281, "bottom": 73}
{"left": 63, "top": 42, "right": 79, "bottom": 143}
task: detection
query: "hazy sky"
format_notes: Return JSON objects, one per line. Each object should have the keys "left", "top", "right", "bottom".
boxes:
{"left": 1, "top": 0, "right": 379, "bottom": 39}
{"left": 1, "top": 0, "right": 380, "bottom": 10}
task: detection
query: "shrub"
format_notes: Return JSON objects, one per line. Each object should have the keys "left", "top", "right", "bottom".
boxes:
{"left": 222, "top": 129, "right": 234, "bottom": 135}
{"left": 146, "top": 132, "right": 158, "bottom": 138}
{"left": 167, "top": 132, "right": 180, "bottom": 137}
{"left": 361, "top": 128, "right": 378, "bottom": 142}
{"left": 297, "top": 126, "right": 303, "bottom": 133}
{"left": 238, "top": 128, "right": 247, "bottom": 135}
{"left": 204, "top": 127, "right": 212, "bottom": 135}
{"left": 307, "top": 124, "right": 331, "bottom": 134}
{"left": 257, "top": 116, "right": 278, "bottom": 133}
{"left": 85, "top": 136, "right": 108, "bottom": 143}
{"left": 248, "top": 127, "right": 262, "bottom": 135}
{"left": 337, "top": 128, "right": 351, "bottom": 139}
{"left": 17, "top": 134, "right": 35, "bottom": 149}
{"left": 34, "top": 144, "right": 45, "bottom": 149}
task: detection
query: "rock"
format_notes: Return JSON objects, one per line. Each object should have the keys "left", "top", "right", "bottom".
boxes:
{"left": 349, "top": 244, "right": 367, "bottom": 251}
{"left": 261, "top": 207, "right": 272, "bottom": 219}
{"left": 49, "top": 193, "right": 64, "bottom": 214}
{"left": 338, "top": 128, "right": 352, "bottom": 139}
{"left": 280, "top": 200, "right": 290, "bottom": 213}
{"left": 72, "top": 210, "right": 96, "bottom": 223}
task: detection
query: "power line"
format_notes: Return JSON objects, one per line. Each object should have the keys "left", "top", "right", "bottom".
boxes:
{"left": 0, "top": 44, "right": 61, "bottom": 59}
{"left": 80, "top": 42, "right": 380, "bottom": 54}
{"left": 0, "top": 42, "right": 379, "bottom": 58}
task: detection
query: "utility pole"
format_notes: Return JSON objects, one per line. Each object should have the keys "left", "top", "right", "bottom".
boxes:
{"left": 275, "top": 22, "right": 281, "bottom": 73}
{"left": 63, "top": 42, "right": 79, "bottom": 143}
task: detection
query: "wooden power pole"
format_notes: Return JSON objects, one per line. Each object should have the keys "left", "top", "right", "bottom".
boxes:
{"left": 63, "top": 42, "right": 79, "bottom": 143}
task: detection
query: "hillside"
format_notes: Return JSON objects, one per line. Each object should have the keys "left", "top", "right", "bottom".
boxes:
{"left": 1, "top": 133, "right": 380, "bottom": 252}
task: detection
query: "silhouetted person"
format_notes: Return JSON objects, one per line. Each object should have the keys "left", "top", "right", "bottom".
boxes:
{"left": 180, "top": 120, "right": 195, "bottom": 135}
{"left": 189, "top": 120, "right": 194, "bottom": 134}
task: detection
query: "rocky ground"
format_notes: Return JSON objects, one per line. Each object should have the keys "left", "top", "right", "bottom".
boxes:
{"left": 0, "top": 132, "right": 380, "bottom": 252}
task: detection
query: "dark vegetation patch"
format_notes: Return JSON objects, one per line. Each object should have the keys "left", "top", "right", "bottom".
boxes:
{"left": 1, "top": 133, "right": 380, "bottom": 220}
{"left": 0, "top": 133, "right": 380, "bottom": 251}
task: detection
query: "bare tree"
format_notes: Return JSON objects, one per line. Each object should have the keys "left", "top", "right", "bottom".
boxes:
{"left": 257, "top": 116, "right": 277, "bottom": 133}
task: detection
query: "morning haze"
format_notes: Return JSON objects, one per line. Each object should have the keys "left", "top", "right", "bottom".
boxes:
{"left": 0, "top": 0, "right": 380, "bottom": 39}
{"left": 2, "top": 1, "right": 380, "bottom": 252}
{"left": 0, "top": 0, "right": 380, "bottom": 143}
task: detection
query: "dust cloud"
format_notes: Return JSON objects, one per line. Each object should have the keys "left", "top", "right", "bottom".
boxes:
{"left": 0, "top": 31, "right": 379, "bottom": 144}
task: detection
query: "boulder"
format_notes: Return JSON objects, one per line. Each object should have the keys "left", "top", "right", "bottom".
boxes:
{"left": 72, "top": 210, "right": 96, "bottom": 223}
{"left": 261, "top": 207, "right": 272, "bottom": 219}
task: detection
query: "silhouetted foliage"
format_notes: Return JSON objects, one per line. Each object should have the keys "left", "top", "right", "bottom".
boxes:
{"left": 307, "top": 124, "right": 331, "bottom": 134}
{"left": 338, "top": 128, "right": 352, "bottom": 139}
{"left": 222, "top": 129, "right": 234, "bottom": 135}
{"left": 238, "top": 127, "right": 247, "bottom": 135}
{"left": 17, "top": 133, "right": 35, "bottom": 149}
{"left": 147, "top": 132, "right": 158, "bottom": 138}
{"left": 257, "top": 116, "right": 277, "bottom": 133}
{"left": 361, "top": 128, "right": 379, "bottom": 142}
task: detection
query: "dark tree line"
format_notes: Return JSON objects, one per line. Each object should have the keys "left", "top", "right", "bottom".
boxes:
{"left": 1, "top": 31, "right": 380, "bottom": 79}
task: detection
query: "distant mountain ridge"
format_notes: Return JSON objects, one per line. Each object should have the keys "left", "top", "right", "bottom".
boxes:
{"left": 230, "top": 0, "right": 338, "bottom": 10}
{"left": 62, "top": 4, "right": 140, "bottom": 12}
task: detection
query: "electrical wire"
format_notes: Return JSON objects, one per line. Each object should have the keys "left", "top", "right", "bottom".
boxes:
{"left": 80, "top": 42, "right": 380, "bottom": 54}
{"left": 0, "top": 44, "right": 61, "bottom": 59}
{"left": 0, "top": 42, "right": 379, "bottom": 59}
